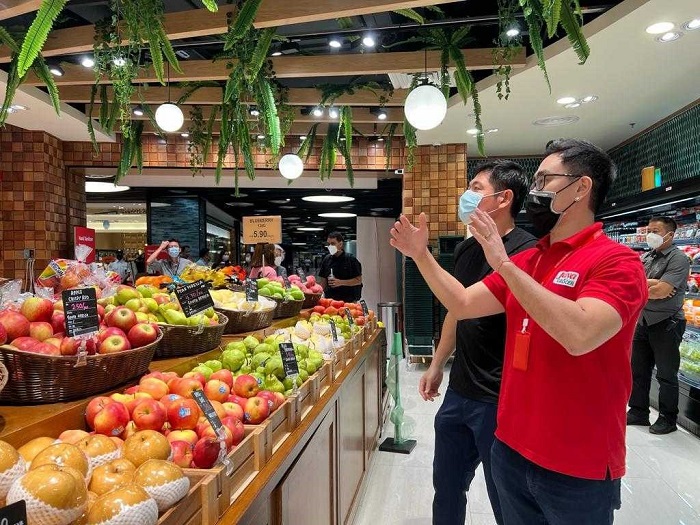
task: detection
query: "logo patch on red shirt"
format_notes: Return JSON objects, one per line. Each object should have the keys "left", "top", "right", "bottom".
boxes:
{"left": 553, "top": 271, "right": 579, "bottom": 287}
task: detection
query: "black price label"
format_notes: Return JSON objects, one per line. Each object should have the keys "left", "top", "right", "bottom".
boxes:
{"left": 279, "top": 342, "right": 299, "bottom": 377}
{"left": 0, "top": 500, "right": 27, "bottom": 525}
{"left": 245, "top": 279, "right": 259, "bottom": 302}
{"left": 175, "top": 280, "right": 215, "bottom": 317}
{"left": 360, "top": 299, "right": 369, "bottom": 316}
{"left": 192, "top": 389, "right": 224, "bottom": 434}
{"left": 283, "top": 276, "right": 291, "bottom": 289}
{"left": 329, "top": 319, "right": 338, "bottom": 343}
{"left": 345, "top": 307, "right": 355, "bottom": 326}
{"left": 62, "top": 287, "right": 99, "bottom": 337}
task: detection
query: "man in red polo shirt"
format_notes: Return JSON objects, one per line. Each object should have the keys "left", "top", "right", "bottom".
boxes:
{"left": 390, "top": 139, "right": 647, "bottom": 524}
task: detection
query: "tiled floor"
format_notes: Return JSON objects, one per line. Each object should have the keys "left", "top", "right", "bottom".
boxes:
{"left": 353, "top": 362, "right": 700, "bottom": 525}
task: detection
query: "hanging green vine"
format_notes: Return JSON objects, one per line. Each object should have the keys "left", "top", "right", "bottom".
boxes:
{"left": 494, "top": 0, "right": 523, "bottom": 100}
{"left": 187, "top": 105, "right": 206, "bottom": 176}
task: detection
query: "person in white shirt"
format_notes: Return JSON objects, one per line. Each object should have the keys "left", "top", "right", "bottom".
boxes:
{"left": 108, "top": 251, "right": 130, "bottom": 283}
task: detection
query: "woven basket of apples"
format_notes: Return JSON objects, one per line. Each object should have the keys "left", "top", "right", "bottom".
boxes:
{"left": 0, "top": 296, "right": 163, "bottom": 404}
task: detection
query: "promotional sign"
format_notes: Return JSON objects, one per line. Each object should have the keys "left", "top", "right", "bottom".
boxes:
{"left": 242, "top": 216, "right": 282, "bottom": 244}
{"left": 0, "top": 500, "right": 27, "bottom": 525}
{"left": 144, "top": 244, "right": 168, "bottom": 262}
{"left": 62, "top": 287, "right": 99, "bottom": 337}
{"left": 73, "top": 226, "right": 96, "bottom": 263}
{"left": 279, "top": 342, "right": 299, "bottom": 377}
{"left": 175, "top": 280, "right": 214, "bottom": 317}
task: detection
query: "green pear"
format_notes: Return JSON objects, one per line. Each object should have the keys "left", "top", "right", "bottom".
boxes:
{"left": 251, "top": 352, "right": 271, "bottom": 369}
{"left": 298, "top": 369, "right": 309, "bottom": 382}
{"left": 187, "top": 314, "right": 207, "bottom": 326}
{"left": 163, "top": 309, "right": 188, "bottom": 326}
{"left": 224, "top": 341, "right": 247, "bottom": 353}
{"left": 243, "top": 335, "right": 260, "bottom": 350}
{"left": 265, "top": 356, "right": 284, "bottom": 377}
{"left": 264, "top": 374, "right": 286, "bottom": 393}
{"left": 204, "top": 360, "right": 222, "bottom": 373}
{"left": 253, "top": 343, "right": 275, "bottom": 355}
{"left": 239, "top": 364, "right": 252, "bottom": 374}
{"left": 203, "top": 307, "right": 216, "bottom": 318}
{"left": 191, "top": 364, "right": 213, "bottom": 381}
{"left": 222, "top": 349, "right": 246, "bottom": 372}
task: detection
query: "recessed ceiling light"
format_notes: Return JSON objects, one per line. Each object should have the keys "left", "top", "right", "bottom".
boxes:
{"left": 271, "top": 50, "right": 282, "bottom": 57}
{"left": 257, "top": 134, "right": 265, "bottom": 139}
{"left": 292, "top": 242, "right": 307, "bottom": 246}
{"left": 85, "top": 181, "right": 130, "bottom": 193}
{"left": 180, "top": 132, "right": 189, "bottom": 138}
{"left": 328, "top": 107, "right": 339, "bottom": 119}
{"left": 297, "top": 227, "right": 324, "bottom": 231}
{"left": 506, "top": 28, "right": 520, "bottom": 37}
{"left": 270, "top": 199, "right": 291, "bottom": 204}
{"left": 556, "top": 96, "right": 577, "bottom": 105}
{"left": 362, "top": 35, "right": 376, "bottom": 47}
{"left": 319, "top": 212, "right": 357, "bottom": 218}
{"left": 646, "top": 22, "right": 675, "bottom": 34}
{"left": 225, "top": 202, "right": 255, "bottom": 207}
{"left": 329, "top": 37, "right": 342, "bottom": 49}
{"left": 656, "top": 31, "right": 682, "bottom": 42}
{"left": 81, "top": 56, "right": 95, "bottom": 68}
{"left": 532, "top": 115, "right": 580, "bottom": 127}
{"left": 683, "top": 19, "right": 700, "bottom": 31}
{"left": 302, "top": 195, "right": 355, "bottom": 203}
{"left": 486, "top": 128, "right": 499, "bottom": 133}
{"left": 466, "top": 128, "right": 480, "bottom": 135}
{"left": 564, "top": 102, "right": 581, "bottom": 109}
{"left": 299, "top": 135, "right": 307, "bottom": 140}
{"left": 279, "top": 205, "right": 296, "bottom": 209}
{"left": 581, "top": 95, "right": 598, "bottom": 103}
{"left": 312, "top": 107, "right": 323, "bottom": 118}
{"left": 132, "top": 106, "right": 144, "bottom": 116}
{"left": 49, "top": 64, "right": 64, "bottom": 77}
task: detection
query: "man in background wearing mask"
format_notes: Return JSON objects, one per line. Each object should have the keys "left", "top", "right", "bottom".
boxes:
{"left": 628, "top": 216, "right": 689, "bottom": 434}
{"left": 423, "top": 161, "right": 536, "bottom": 525}
{"left": 390, "top": 139, "right": 647, "bottom": 524}
{"left": 319, "top": 232, "right": 362, "bottom": 302}
{"left": 147, "top": 238, "right": 192, "bottom": 278}
{"left": 108, "top": 251, "right": 130, "bottom": 284}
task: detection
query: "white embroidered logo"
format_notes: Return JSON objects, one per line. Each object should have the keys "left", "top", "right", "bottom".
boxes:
{"left": 553, "top": 271, "right": 579, "bottom": 288}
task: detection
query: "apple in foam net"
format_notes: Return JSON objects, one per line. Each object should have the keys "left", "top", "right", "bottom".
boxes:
{"left": 20, "top": 296, "right": 54, "bottom": 322}
{"left": 0, "top": 310, "right": 31, "bottom": 341}
{"left": 122, "top": 430, "right": 171, "bottom": 468}
{"left": 132, "top": 398, "right": 167, "bottom": 431}
{"left": 89, "top": 457, "right": 137, "bottom": 496}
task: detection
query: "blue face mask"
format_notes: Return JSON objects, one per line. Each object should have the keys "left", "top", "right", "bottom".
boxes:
{"left": 458, "top": 190, "right": 503, "bottom": 225}
{"left": 168, "top": 247, "right": 180, "bottom": 258}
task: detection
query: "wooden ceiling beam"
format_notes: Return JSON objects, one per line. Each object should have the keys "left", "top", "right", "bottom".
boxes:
{"left": 0, "top": 0, "right": 42, "bottom": 21}
{"left": 59, "top": 86, "right": 408, "bottom": 106}
{"left": 254, "top": 0, "right": 464, "bottom": 28}
{"left": 25, "top": 48, "right": 524, "bottom": 86}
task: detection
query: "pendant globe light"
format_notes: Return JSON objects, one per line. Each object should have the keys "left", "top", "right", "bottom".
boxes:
{"left": 403, "top": 48, "right": 447, "bottom": 130}
{"left": 155, "top": 63, "right": 184, "bottom": 132}
{"left": 278, "top": 153, "right": 304, "bottom": 180}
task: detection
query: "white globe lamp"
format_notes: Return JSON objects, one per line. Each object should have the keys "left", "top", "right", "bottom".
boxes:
{"left": 279, "top": 154, "right": 304, "bottom": 180}
{"left": 155, "top": 103, "right": 184, "bottom": 132}
{"left": 404, "top": 83, "right": 447, "bottom": 130}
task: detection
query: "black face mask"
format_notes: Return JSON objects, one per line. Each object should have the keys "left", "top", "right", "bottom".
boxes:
{"left": 525, "top": 180, "right": 580, "bottom": 237}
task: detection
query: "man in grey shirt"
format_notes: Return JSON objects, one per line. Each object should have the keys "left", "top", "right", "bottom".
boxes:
{"left": 628, "top": 216, "right": 690, "bottom": 434}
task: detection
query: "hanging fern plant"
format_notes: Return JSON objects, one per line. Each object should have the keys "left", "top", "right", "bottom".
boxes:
{"left": 494, "top": 0, "right": 523, "bottom": 100}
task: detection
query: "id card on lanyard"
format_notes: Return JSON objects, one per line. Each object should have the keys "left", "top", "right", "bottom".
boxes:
{"left": 512, "top": 230, "right": 602, "bottom": 372}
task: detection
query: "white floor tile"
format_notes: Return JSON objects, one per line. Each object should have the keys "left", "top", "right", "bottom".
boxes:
{"left": 616, "top": 478, "right": 700, "bottom": 525}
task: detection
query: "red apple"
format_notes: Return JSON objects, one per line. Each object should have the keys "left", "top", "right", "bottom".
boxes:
{"left": 170, "top": 440, "right": 194, "bottom": 468}
{"left": 204, "top": 379, "right": 230, "bottom": 403}
{"left": 226, "top": 394, "right": 249, "bottom": 412}
{"left": 221, "top": 416, "right": 245, "bottom": 446}
{"left": 98, "top": 327, "right": 127, "bottom": 343}
{"left": 221, "top": 402, "right": 244, "bottom": 422}
{"left": 182, "top": 371, "right": 206, "bottom": 387}
{"left": 10, "top": 336, "right": 40, "bottom": 351}
{"left": 138, "top": 377, "right": 169, "bottom": 400}
{"left": 166, "top": 430, "right": 198, "bottom": 448}
{"left": 257, "top": 390, "right": 281, "bottom": 412}
{"left": 160, "top": 393, "right": 183, "bottom": 410}
{"left": 93, "top": 402, "right": 130, "bottom": 437}
{"left": 210, "top": 369, "right": 234, "bottom": 389}
{"left": 234, "top": 374, "right": 260, "bottom": 398}
{"left": 200, "top": 424, "right": 233, "bottom": 450}
{"left": 43, "top": 336, "right": 62, "bottom": 349}
{"left": 195, "top": 416, "right": 210, "bottom": 438}
{"left": 127, "top": 323, "right": 159, "bottom": 349}
{"left": 124, "top": 385, "right": 140, "bottom": 395}
{"left": 98, "top": 334, "right": 131, "bottom": 354}
{"left": 132, "top": 398, "right": 167, "bottom": 431}
{"left": 28, "top": 321, "right": 53, "bottom": 341}
{"left": 161, "top": 371, "right": 179, "bottom": 383}
{"left": 97, "top": 304, "right": 105, "bottom": 319}
{"left": 53, "top": 300, "right": 64, "bottom": 311}
{"left": 167, "top": 398, "right": 201, "bottom": 430}
{"left": 0, "top": 323, "right": 6, "bottom": 345}
{"left": 20, "top": 297, "right": 53, "bottom": 322}
{"left": 244, "top": 396, "right": 270, "bottom": 424}
{"left": 273, "top": 392, "right": 285, "bottom": 409}
{"left": 30, "top": 342, "right": 61, "bottom": 356}
{"left": 50, "top": 311, "right": 65, "bottom": 334}
{"left": 170, "top": 377, "right": 202, "bottom": 399}
{"left": 0, "top": 310, "right": 31, "bottom": 341}
{"left": 141, "top": 371, "right": 165, "bottom": 382}
{"left": 106, "top": 306, "right": 137, "bottom": 333}
{"left": 86, "top": 396, "right": 115, "bottom": 429}
{"left": 60, "top": 336, "right": 97, "bottom": 356}
{"left": 192, "top": 437, "right": 221, "bottom": 469}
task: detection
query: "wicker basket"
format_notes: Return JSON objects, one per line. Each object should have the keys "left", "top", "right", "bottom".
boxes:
{"left": 154, "top": 312, "right": 228, "bottom": 359}
{"left": 268, "top": 297, "right": 304, "bottom": 319}
{"left": 0, "top": 332, "right": 162, "bottom": 405}
{"left": 215, "top": 307, "right": 275, "bottom": 334}
{"left": 302, "top": 292, "right": 322, "bottom": 309}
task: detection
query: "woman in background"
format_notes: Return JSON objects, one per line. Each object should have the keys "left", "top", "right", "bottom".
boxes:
{"left": 248, "top": 243, "right": 277, "bottom": 279}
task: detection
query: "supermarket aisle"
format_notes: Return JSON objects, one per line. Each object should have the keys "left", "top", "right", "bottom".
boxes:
{"left": 353, "top": 363, "right": 700, "bottom": 525}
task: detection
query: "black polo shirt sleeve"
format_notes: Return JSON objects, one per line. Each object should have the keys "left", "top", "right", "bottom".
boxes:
{"left": 658, "top": 251, "right": 690, "bottom": 290}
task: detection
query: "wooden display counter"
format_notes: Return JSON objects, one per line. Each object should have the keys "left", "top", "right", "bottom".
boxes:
{"left": 0, "top": 317, "right": 386, "bottom": 525}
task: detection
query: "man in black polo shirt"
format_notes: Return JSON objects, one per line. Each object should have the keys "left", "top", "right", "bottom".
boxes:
{"left": 420, "top": 161, "right": 536, "bottom": 525}
{"left": 319, "top": 232, "right": 363, "bottom": 302}
{"left": 628, "top": 216, "right": 690, "bottom": 434}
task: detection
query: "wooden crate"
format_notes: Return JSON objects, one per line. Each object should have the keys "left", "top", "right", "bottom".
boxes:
{"left": 332, "top": 344, "right": 348, "bottom": 379}
{"left": 246, "top": 397, "right": 295, "bottom": 464}
{"left": 317, "top": 360, "right": 332, "bottom": 397}
{"left": 287, "top": 371, "right": 319, "bottom": 427}
{"left": 158, "top": 471, "right": 219, "bottom": 525}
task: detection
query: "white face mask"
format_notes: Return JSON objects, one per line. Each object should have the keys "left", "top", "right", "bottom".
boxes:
{"left": 327, "top": 245, "right": 338, "bottom": 255}
{"left": 646, "top": 232, "right": 670, "bottom": 250}
{"left": 274, "top": 256, "right": 283, "bottom": 266}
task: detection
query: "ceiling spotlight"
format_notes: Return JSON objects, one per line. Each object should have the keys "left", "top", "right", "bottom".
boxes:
{"left": 376, "top": 136, "right": 384, "bottom": 142}
{"left": 297, "top": 227, "right": 324, "bottom": 231}
{"left": 581, "top": 95, "right": 598, "bottom": 103}
{"left": 646, "top": 22, "right": 675, "bottom": 34}
{"left": 319, "top": 212, "right": 357, "bottom": 218}
{"left": 328, "top": 107, "right": 339, "bottom": 119}
{"left": 564, "top": 102, "right": 581, "bottom": 109}
{"left": 180, "top": 132, "right": 189, "bottom": 138}
{"left": 112, "top": 56, "right": 127, "bottom": 67}
{"left": 370, "top": 107, "right": 387, "bottom": 120}
{"left": 329, "top": 37, "right": 342, "bottom": 49}
{"left": 312, "top": 107, "right": 324, "bottom": 118}
{"left": 257, "top": 134, "right": 265, "bottom": 140}
{"left": 132, "top": 106, "right": 144, "bottom": 116}
{"left": 506, "top": 27, "right": 520, "bottom": 38}
{"left": 302, "top": 195, "right": 355, "bottom": 203}
{"left": 249, "top": 107, "right": 260, "bottom": 117}
{"left": 466, "top": 128, "right": 480, "bottom": 135}
{"left": 556, "top": 96, "right": 577, "bottom": 105}
{"left": 299, "top": 135, "right": 307, "bottom": 140}
{"left": 362, "top": 35, "right": 376, "bottom": 47}
{"left": 9, "top": 104, "right": 28, "bottom": 111}
{"left": 81, "top": 56, "right": 95, "bottom": 68}
{"left": 486, "top": 128, "right": 499, "bottom": 133}
{"left": 271, "top": 50, "right": 283, "bottom": 57}
{"left": 270, "top": 43, "right": 283, "bottom": 57}
{"left": 49, "top": 64, "right": 64, "bottom": 77}
{"left": 657, "top": 31, "right": 682, "bottom": 42}
{"left": 683, "top": 19, "right": 700, "bottom": 30}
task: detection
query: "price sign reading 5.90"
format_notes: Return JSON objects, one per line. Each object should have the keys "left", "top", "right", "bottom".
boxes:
{"left": 242, "top": 216, "right": 282, "bottom": 244}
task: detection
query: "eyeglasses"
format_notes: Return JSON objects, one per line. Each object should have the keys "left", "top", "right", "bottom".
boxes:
{"left": 531, "top": 173, "right": 581, "bottom": 191}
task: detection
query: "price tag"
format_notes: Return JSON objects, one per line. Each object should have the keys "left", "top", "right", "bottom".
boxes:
{"left": 283, "top": 276, "right": 291, "bottom": 289}
{"left": 242, "top": 216, "right": 282, "bottom": 244}
{"left": 192, "top": 389, "right": 224, "bottom": 435}
{"left": 360, "top": 299, "right": 369, "bottom": 316}
{"left": 345, "top": 307, "right": 355, "bottom": 326}
{"left": 245, "top": 279, "right": 259, "bottom": 302}
{"left": 0, "top": 500, "right": 27, "bottom": 525}
{"left": 297, "top": 268, "right": 306, "bottom": 280}
{"left": 62, "top": 287, "right": 99, "bottom": 337}
{"left": 329, "top": 319, "right": 338, "bottom": 343}
{"left": 278, "top": 342, "right": 299, "bottom": 377}
{"left": 174, "top": 280, "right": 215, "bottom": 317}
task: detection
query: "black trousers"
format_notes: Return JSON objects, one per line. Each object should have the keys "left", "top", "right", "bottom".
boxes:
{"left": 629, "top": 317, "right": 686, "bottom": 422}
